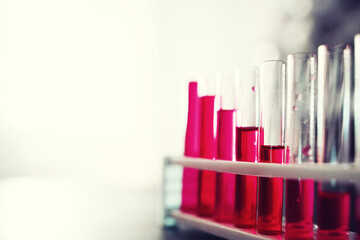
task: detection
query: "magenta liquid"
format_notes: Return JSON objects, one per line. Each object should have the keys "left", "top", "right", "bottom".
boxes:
{"left": 181, "top": 168, "right": 199, "bottom": 213}
{"left": 197, "top": 95, "right": 217, "bottom": 217}
{"left": 257, "top": 145, "right": 284, "bottom": 235}
{"left": 215, "top": 172, "right": 235, "bottom": 221}
{"left": 214, "top": 109, "right": 236, "bottom": 222}
{"left": 285, "top": 179, "right": 314, "bottom": 240}
{"left": 234, "top": 127, "right": 263, "bottom": 228}
{"left": 356, "top": 193, "right": 360, "bottom": 239}
{"left": 317, "top": 186, "right": 350, "bottom": 240}
{"left": 181, "top": 82, "right": 201, "bottom": 212}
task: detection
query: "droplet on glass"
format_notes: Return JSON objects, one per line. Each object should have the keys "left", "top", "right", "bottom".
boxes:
{"left": 296, "top": 94, "right": 302, "bottom": 101}
{"left": 293, "top": 106, "right": 298, "bottom": 111}
{"left": 302, "top": 145, "right": 311, "bottom": 157}
{"left": 252, "top": 86, "right": 255, "bottom": 92}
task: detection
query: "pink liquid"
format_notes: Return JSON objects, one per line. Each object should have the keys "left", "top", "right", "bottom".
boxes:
{"left": 180, "top": 168, "right": 199, "bottom": 213}
{"left": 214, "top": 109, "right": 236, "bottom": 222}
{"left": 199, "top": 96, "right": 217, "bottom": 159}
{"left": 234, "top": 127, "right": 263, "bottom": 228}
{"left": 198, "top": 170, "right": 216, "bottom": 216}
{"left": 317, "top": 187, "right": 350, "bottom": 240}
{"left": 181, "top": 82, "right": 201, "bottom": 212}
{"left": 197, "top": 96, "right": 218, "bottom": 217}
{"left": 356, "top": 194, "right": 360, "bottom": 239}
{"left": 215, "top": 172, "right": 235, "bottom": 221}
{"left": 257, "top": 145, "right": 284, "bottom": 235}
{"left": 285, "top": 179, "right": 314, "bottom": 240}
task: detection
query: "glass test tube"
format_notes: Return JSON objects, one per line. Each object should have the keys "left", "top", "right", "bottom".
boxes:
{"left": 284, "top": 53, "right": 316, "bottom": 240}
{"left": 234, "top": 66, "right": 262, "bottom": 228}
{"left": 257, "top": 60, "right": 286, "bottom": 235}
{"left": 354, "top": 33, "right": 360, "bottom": 238}
{"left": 214, "top": 71, "right": 236, "bottom": 222}
{"left": 181, "top": 81, "right": 201, "bottom": 212}
{"left": 355, "top": 34, "right": 360, "bottom": 165}
{"left": 317, "top": 43, "right": 353, "bottom": 239}
{"left": 197, "top": 76, "right": 219, "bottom": 217}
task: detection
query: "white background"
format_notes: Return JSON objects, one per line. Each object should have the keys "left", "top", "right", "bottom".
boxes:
{"left": 0, "top": 0, "right": 312, "bottom": 187}
{"left": 0, "top": 0, "right": 314, "bottom": 239}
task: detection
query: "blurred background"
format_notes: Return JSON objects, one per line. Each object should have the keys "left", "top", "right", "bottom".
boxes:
{"left": 0, "top": 0, "right": 359, "bottom": 239}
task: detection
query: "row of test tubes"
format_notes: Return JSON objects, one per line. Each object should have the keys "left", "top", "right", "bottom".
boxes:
{"left": 180, "top": 34, "right": 360, "bottom": 239}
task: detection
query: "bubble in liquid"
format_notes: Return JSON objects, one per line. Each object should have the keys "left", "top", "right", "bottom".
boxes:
{"left": 293, "top": 106, "right": 298, "bottom": 111}
{"left": 296, "top": 94, "right": 302, "bottom": 101}
{"left": 302, "top": 145, "right": 311, "bottom": 157}
{"left": 310, "top": 74, "right": 316, "bottom": 81}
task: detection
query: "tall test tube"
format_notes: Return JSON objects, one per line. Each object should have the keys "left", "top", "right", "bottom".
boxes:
{"left": 317, "top": 43, "right": 353, "bottom": 239}
{"left": 257, "top": 60, "right": 286, "bottom": 235}
{"left": 353, "top": 33, "right": 360, "bottom": 238}
{"left": 181, "top": 81, "right": 201, "bottom": 212}
{"left": 197, "top": 76, "right": 219, "bottom": 217}
{"left": 214, "top": 71, "right": 236, "bottom": 222}
{"left": 285, "top": 53, "right": 316, "bottom": 239}
{"left": 234, "top": 66, "right": 262, "bottom": 228}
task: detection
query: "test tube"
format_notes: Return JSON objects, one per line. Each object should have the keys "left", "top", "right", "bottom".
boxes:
{"left": 197, "top": 75, "right": 219, "bottom": 217}
{"left": 317, "top": 43, "right": 353, "bottom": 239}
{"left": 234, "top": 66, "right": 262, "bottom": 228}
{"left": 354, "top": 33, "right": 360, "bottom": 238}
{"left": 355, "top": 34, "right": 360, "bottom": 165}
{"left": 257, "top": 60, "right": 286, "bottom": 235}
{"left": 284, "top": 53, "right": 316, "bottom": 239}
{"left": 214, "top": 71, "right": 236, "bottom": 222}
{"left": 181, "top": 81, "right": 201, "bottom": 212}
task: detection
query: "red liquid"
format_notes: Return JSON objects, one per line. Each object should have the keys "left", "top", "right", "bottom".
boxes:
{"left": 285, "top": 179, "right": 314, "bottom": 240}
{"left": 199, "top": 96, "right": 217, "bottom": 159}
{"left": 198, "top": 170, "right": 216, "bottom": 216}
{"left": 234, "top": 127, "right": 263, "bottom": 228}
{"left": 317, "top": 187, "right": 350, "bottom": 240}
{"left": 257, "top": 145, "right": 284, "bottom": 235}
{"left": 214, "top": 109, "right": 236, "bottom": 222}
{"left": 356, "top": 194, "right": 360, "bottom": 239}
{"left": 180, "top": 168, "right": 199, "bottom": 213}
{"left": 215, "top": 172, "right": 235, "bottom": 221}
{"left": 197, "top": 96, "right": 218, "bottom": 216}
{"left": 181, "top": 82, "right": 201, "bottom": 212}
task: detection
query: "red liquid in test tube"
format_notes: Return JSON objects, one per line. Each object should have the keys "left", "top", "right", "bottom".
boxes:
{"left": 214, "top": 109, "right": 235, "bottom": 222}
{"left": 284, "top": 53, "right": 316, "bottom": 239}
{"left": 317, "top": 187, "right": 350, "bottom": 240}
{"left": 234, "top": 126, "right": 263, "bottom": 228}
{"left": 257, "top": 145, "right": 284, "bottom": 235}
{"left": 197, "top": 95, "right": 217, "bottom": 217}
{"left": 181, "top": 82, "right": 201, "bottom": 212}
{"left": 315, "top": 44, "right": 353, "bottom": 240}
{"left": 285, "top": 179, "right": 314, "bottom": 240}
{"left": 355, "top": 192, "right": 360, "bottom": 240}
{"left": 180, "top": 168, "right": 198, "bottom": 212}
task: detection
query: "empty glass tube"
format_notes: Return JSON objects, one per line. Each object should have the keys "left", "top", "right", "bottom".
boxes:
{"left": 317, "top": 43, "right": 353, "bottom": 239}
{"left": 257, "top": 60, "right": 286, "bottom": 235}
{"left": 234, "top": 66, "right": 262, "bottom": 228}
{"left": 285, "top": 53, "right": 316, "bottom": 240}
